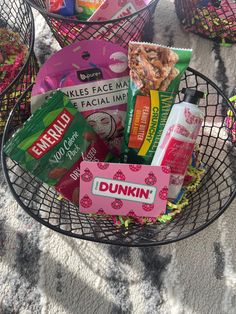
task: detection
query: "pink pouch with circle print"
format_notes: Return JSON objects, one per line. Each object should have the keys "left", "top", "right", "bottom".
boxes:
{"left": 31, "top": 40, "right": 129, "bottom": 156}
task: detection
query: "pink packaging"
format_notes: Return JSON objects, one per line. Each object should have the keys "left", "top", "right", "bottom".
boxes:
{"left": 31, "top": 40, "right": 129, "bottom": 155}
{"left": 89, "top": 0, "right": 152, "bottom": 21}
{"left": 79, "top": 161, "right": 170, "bottom": 218}
{"left": 80, "top": 0, "right": 152, "bottom": 42}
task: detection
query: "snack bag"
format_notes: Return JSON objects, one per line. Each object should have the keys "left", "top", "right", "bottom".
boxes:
{"left": 121, "top": 42, "right": 192, "bottom": 165}
{"left": 31, "top": 40, "right": 129, "bottom": 156}
{"left": 3, "top": 91, "right": 113, "bottom": 205}
{"left": 45, "top": 0, "right": 76, "bottom": 16}
{"left": 76, "top": 0, "right": 103, "bottom": 20}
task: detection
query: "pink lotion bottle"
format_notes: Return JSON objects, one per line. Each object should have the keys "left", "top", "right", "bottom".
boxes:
{"left": 151, "top": 88, "right": 204, "bottom": 200}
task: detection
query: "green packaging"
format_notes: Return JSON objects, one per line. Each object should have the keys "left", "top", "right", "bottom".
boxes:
{"left": 76, "top": 0, "right": 103, "bottom": 20}
{"left": 121, "top": 41, "right": 192, "bottom": 165}
{"left": 3, "top": 90, "right": 112, "bottom": 204}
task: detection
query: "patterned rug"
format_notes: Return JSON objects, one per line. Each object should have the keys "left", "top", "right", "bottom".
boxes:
{"left": 1, "top": 0, "right": 236, "bottom": 313}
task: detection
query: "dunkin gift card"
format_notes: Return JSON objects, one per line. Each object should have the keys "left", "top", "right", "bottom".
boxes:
{"left": 79, "top": 161, "right": 170, "bottom": 217}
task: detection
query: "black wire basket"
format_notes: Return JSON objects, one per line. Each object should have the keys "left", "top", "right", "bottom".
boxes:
{"left": 25, "top": 0, "right": 159, "bottom": 47}
{"left": 2, "top": 68, "right": 236, "bottom": 247}
{"left": 0, "top": 0, "right": 38, "bottom": 134}
{"left": 175, "top": 0, "right": 236, "bottom": 44}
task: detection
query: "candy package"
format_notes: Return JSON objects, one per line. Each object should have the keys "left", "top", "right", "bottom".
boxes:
{"left": 88, "top": 0, "right": 151, "bottom": 21}
{"left": 75, "top": 0, "right": 103, "bottom": 20}
{"left": 121, "top": 42, "right": 192, "bottom": 165}
{"left": 0, "top": 28, "right": 28, "bottom": 93}
{"left": 31, "top": 40, "right": 129, "bottom": 156}
{"left": 45, "top": 0, "right": 76, "bottom": 16}
{"left": 79, "top": 0, "right": 152, "bottom": 41}
{"left": 3, "top": 91, "right": 113, "bottom": 205}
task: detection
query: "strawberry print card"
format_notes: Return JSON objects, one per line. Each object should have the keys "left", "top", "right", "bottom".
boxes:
{"left": 79, "top": 161, "right": 170, "bottom": 217}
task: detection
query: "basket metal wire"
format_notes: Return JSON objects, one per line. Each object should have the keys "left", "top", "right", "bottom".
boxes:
{"left": 0, "top": 0, "right": 38, "bottom": 134}
{"left": 175, "top": 0, "right": 236, "bottom": 43}
{"left": 2, "top": 68, "right": 236, "bottom": 246}
{"left": 25, "top": 0, "right": 159, "bottom": 47}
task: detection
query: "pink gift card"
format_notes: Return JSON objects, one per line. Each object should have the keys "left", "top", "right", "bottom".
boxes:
{"left": 79, "top": 161, "right": 170, "bottom": 217}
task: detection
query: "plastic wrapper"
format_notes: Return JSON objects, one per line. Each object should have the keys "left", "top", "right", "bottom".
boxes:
{"left": 31, "top": 40, "right": 129, "bottom": 156}
{"left": 3, "top": 91, "right": 113, "bottom": 205}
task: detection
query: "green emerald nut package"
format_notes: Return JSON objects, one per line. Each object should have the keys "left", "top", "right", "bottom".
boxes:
{"left": 121, "top": 41, "right": 192, "bottom": 165}
{"left": 3, "top": 90, "right": 112, "bottom": 204}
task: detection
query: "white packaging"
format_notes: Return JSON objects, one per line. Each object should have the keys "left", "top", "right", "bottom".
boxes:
{"left": 151, "top": 98, "right": 204, "bottom": 200}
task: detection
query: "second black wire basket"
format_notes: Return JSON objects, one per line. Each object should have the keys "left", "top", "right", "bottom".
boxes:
{"left": 175, "top": 0, "right": 236, "bottom": 44}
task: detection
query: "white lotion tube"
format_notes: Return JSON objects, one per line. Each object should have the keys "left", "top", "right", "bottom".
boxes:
{"left": 151, "top": 88, "right": 204, "bottom": 200}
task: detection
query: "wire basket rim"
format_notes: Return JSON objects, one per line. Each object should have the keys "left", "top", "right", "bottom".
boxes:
{"left": 0, "top": 1, "right": 36, "bottom": 98}
{"left": 25, "top": 0, "right": 158, "bottom": 24}
{"left": 1, "top": 68, "right": 236, "bottom": 246}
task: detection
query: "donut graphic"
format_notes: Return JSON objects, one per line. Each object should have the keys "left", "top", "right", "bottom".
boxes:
{"left": 129, "top": 164, "right": 142, "bottom": 172}
{"left": 97, "top": 162, "right": 109, "bottom": 170}
{"left": 80, "top": 194, "right": 92, "bottom": 208}
{"left": 97, "top": 209, "right": 105, "bottom": 215}
{"left": 113, "top": 170, "right": 126, "bottom": 181}
{"left": 159, "top": 186, "right": 169, "bottom": 200}
{"left": 142, "top": 203, "right": 154, "bottom": 212}
{"left": 144, "top": 172, "right": 157, "bottom": 186}
{"left": 127, "top": 210, "right": 136, "bottom": 217}
{"left": 81, "top": 168, "right": 93, "bottom": 182}
{"left": 111, "top": 199, "right": 123, "bottom": 209}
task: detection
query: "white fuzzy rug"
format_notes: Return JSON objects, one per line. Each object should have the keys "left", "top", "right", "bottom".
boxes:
{"left": 1, "top": 0, "right": 236, "bottom": 313}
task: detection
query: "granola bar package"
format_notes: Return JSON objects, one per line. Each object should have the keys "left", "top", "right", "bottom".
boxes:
{"left": 3, "top": 90, "right": 113, "bottom": 205}
{"left": 121, "top": 42, "right": 192, "bottom": 164}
